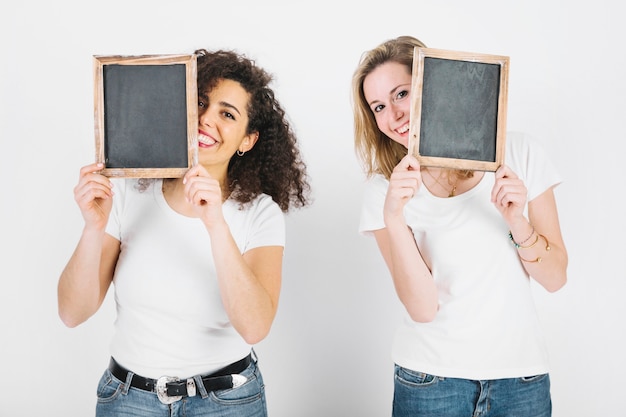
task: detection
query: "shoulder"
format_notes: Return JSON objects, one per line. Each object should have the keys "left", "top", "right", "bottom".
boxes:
{"left": 361, "top": 174, "right": 389, "bottom": 209}
{"left": 359, "top": 174, "right": 389, "bottom": 234}
{"left": 505, "top": 131, "right": 552, "bottom": 159}
{"left": 227, "top": 194, "right": 285, "bottom": 248}
{"left": 505, "top": 131, "right": 562, "bottom": 199}
{"left": 506, "top": 131, "right": 536, "bottom": 155}
{"left": 230, "top": 193, "right": 283, "bottom": 220}
{"left": 255, "top": 193, "right": 282, "bottom": 215}
{"left": 505, "top": 131, "right": 552, "bottom": 171}
{"left": 363, "top": 174, "right": 389, "bottom": 193}
{"left": 252, "top": 193, "right": 280, "bottom": 210}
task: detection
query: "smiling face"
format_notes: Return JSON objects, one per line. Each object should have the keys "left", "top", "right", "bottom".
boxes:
{"left": 362, "top": 61, "right": 413, "bottom": 148}
{"left": 197, "top": 78, "right": 258, "bottom": 171}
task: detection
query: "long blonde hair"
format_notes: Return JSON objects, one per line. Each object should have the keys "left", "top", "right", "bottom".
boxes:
{"left": 351, "top": 36, "right": 426, "bottom": 179}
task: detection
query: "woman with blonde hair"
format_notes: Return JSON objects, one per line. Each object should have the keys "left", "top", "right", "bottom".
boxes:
{"left": 352, "top": 35, "right": 567, "bottom": 416}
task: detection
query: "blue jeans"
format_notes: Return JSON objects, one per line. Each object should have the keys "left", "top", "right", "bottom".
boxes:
{"left": 392, "top": 365, "right": 551, "bottom": 417}
{"left": 95, "top": 358, "right": 267, "bottom": 417}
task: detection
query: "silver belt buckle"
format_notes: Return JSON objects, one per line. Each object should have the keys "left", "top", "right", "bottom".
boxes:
{"left": 156, "top": 376, "right": 182, "bottom": 404}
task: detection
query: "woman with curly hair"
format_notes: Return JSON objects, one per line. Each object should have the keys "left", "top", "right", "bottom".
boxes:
{"left": 58, "top": 48, "right": 310, "bottom": 416}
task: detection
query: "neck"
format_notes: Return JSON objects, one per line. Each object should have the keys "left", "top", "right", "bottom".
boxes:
{"left": 422, "top": 167, "right": 476, "bottom": 198}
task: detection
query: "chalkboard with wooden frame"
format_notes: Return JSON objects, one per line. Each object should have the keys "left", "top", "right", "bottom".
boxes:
{"left": 93, "top": 54, "right": 198, "bottom": 177}
{"left": 408, "top": 47, "right": 509, "bottom": 171}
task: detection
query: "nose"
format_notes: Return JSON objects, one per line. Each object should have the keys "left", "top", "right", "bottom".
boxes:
{"left": 390, "top": 102, "right": 404, "bottom": 120}
{"left": 198, "top": 107, "right": 214, "bottom": 128}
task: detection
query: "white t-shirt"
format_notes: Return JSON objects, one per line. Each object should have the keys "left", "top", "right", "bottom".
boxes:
{"left": 359, "top": 132, "right": 562, "bottom": 380}
{"left": 105, "top": 179, "right": 285, "bottom": 379}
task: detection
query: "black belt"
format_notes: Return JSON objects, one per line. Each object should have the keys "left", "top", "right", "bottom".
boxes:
{"left": 109, "top": 354, "right": 252, "bottom": 404}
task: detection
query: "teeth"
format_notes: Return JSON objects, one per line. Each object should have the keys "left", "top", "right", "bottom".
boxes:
{"left": 397, "top": 124, "right": 409, "bottom": 134}
{"left": 198, "top": 134, "right": 216, "bottom": 145}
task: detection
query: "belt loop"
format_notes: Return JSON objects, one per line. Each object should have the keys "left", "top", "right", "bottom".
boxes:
{"left": 194, "top": 374, "right": 209, "bottom": 399}
{"left": 121, "top": 371, "right": 134, "bottom": 395}
{"left": 250, "top": 348, "right": 258, "bottom": 364}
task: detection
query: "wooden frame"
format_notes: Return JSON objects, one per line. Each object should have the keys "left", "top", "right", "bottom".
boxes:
{"left": 408, "top": 47, "right": 509, "bottom": 171}
{"left": 94, "top": 54, "right": 198, "bottom": 177}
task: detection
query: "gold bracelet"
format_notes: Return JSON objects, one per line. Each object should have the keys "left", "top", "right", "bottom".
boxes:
{"left": 518, "top": 234, "right": 551, "bottom": 263}
{"left": 519, "top": 254, "right": 542, "bottom": 263}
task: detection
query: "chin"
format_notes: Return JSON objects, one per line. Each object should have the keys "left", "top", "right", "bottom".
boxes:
{"left": 391, "top": 137, "right": 408, "bottom": 148}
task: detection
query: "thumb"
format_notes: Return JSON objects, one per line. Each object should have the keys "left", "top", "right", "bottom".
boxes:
{"left": 398, "top": 154, "right": 421, "bottom": 171}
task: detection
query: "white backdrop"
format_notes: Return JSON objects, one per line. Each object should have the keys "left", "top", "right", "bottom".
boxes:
{"left": 2, "top": 1, "right": 624, "bottom": 416}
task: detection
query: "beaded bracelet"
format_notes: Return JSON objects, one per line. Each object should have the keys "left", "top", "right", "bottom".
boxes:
{"left": 517, "top": 233, "right": 540, "bottom": 249}
{"left": 518, "top": 234, "right": 551, "bottom": 263}
{"left": 508, "top": 226, "right": 536, "bottom": 248}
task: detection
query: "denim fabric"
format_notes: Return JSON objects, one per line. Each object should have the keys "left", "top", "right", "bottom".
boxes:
{"left": 95, "top": 359, "right": 267, "bottom": 417}
{"left": 392, "top": 365, "right": 551, "bottom": 417}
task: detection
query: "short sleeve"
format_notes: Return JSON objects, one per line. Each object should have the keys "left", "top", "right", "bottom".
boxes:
{"left": 358, "top": 175, "right": 389, "bottom": 236}
{"left": 505, "top": 132, "right": 563, "bottom": 202}
{"left": 105, "top": 178, "right": 129, "bottom": 241}
{"left": 240, "top": 195, "right": 285, "bottom": 252}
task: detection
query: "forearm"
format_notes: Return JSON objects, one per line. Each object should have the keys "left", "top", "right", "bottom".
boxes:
{"left": 57, "top": 228, "right": 109, "bottom": 327}
{"left": 207, "top": 221, "right": 279, "bottom": 344}
{"left": 509, "top": 220, "right": 568, "bottom": 292}
{"left": 380, "top": 220, "right": 438, "bottom": 322}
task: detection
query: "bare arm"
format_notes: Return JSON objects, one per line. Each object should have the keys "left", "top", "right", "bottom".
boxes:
{"left": 57, "top": 163, "right": 120, "bottom": 327}
{"left": 374, "top": 225, "right": 438, "bottom": 322}
{"left": 58, "top": 233, "right": 119, "bottom": 327}
{"left": 512, "top": 188, "right": 567, "bottom": 291}
{"left": 375, "top": 155, "right": 438, "bottom": 322}
{"left": 209, "top": 223, "right": 282, "bottom": 345}
{"left": 183, "top": 166, "right": 282, "bottom": 344}
{"left": 492, "top": 165, "right": 568, "bottom": 292}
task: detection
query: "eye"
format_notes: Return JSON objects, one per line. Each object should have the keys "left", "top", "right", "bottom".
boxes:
{"left": 373, "top": 104, "right": 384, "bottom": 113}
{"left": 223, "top": 111, "right": 236, "bottom": 120}
{"left": 395, "top": 89, "right": 409, "bottom": 102}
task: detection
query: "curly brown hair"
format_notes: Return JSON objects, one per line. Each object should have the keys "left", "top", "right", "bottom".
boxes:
{"left": 194, "top": 48, "right": 311, "bottom": 212}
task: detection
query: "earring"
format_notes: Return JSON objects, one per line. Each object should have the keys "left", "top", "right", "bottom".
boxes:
{"left": 237, "top": 150, "right": 245, "bottom": 157}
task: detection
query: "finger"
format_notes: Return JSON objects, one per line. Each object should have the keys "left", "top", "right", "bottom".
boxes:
{"left": 75, "top": 181, "right": 113, "bottom": 204}
{"left": 75, "top": 177, "right": 112, "bottom": 201}
{"left": 183, "top": 166, "right": 200, "bottom": 184}
{"left": 79, "top": 162, "right": 105, "bottom": 177}
{"left": 405, "top": 154, "right": 421, "bottom": 170}
{"left": 392, "top": 167, "right": 421, "bottom": 185}
{"left": 493, "top": 182, "right": 510, "bottom": 206}
{"left": 190, "top": 188, "right": 221, "bottom": 207}
{"left": 495, "top": 164, "right": 518, "bottom": 180}
{"left": 395, "top": 154, "right": 421, "bottom": 172}
{"left": 389, "top": 178, "right": 420, "bottom": 201}
{"left": 184, "top": 164, "right": 212, "bottom": 184}
{"left": 393, "top": 175, "right": 420, "bottom": 190}
{"left": 186, "top": 179, "right": 222, "bottom": 206}
{"left": 496, "top": 185, "right": 525, "bottom": 209}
